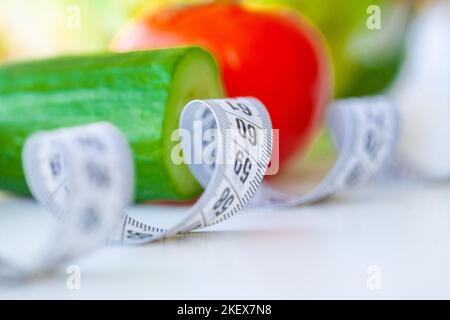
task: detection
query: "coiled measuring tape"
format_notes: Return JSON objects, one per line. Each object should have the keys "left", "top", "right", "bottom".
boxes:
{"left": 0, "top": 97, "right": 398, "bottom": 280}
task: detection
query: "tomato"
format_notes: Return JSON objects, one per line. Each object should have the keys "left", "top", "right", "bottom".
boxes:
{"left": 112, "top": 2, "right": 332, "bottom": 166}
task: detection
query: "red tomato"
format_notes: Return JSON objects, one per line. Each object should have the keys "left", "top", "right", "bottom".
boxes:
{"left": 112, "top": 2, "right": 332, "bottom": 166}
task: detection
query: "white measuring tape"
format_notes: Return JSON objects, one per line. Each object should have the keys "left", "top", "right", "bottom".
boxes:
{"left": 0, "top": 97, "right": 398, "bottom": 280}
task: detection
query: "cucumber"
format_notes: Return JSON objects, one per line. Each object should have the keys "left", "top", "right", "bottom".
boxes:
{"left": 0, "top": 47, "right": 224, "bottom": 202}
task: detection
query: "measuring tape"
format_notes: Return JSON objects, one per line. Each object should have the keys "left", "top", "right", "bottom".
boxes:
{"left": 0, "top": 97, "right": 398, "bottom": 280}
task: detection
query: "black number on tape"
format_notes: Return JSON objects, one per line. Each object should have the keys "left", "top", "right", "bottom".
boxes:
{"left": 365, "top": 130, "right": 382, "bottom": 160}
{"left": 226, "top": 101, "right": 252, "bottom": 116}
{"left": 49, "top": 154, "right": 62, "bottom": 177}
{"left": 213, "top": 187, "right": 235, "bottom": 217}
{"left": 236, "top": 118, "right": 257, "bottom": 146}
{"left": 234, "top": 150, "right": 252, "bottom": 183}
{"left": 126, "top": 230, "right": 152, "bottom": 240}
{"left": 85, "top": 161, "right": 110, "bottom": 188}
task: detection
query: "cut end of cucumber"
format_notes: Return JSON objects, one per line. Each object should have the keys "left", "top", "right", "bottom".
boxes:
{"left": 162, "top": 47, "right": 224, "bottom": 200}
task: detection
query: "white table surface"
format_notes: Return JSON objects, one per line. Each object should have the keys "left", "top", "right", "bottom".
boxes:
{"left": 0, "top": 180, "right": 449, "bottom": 299}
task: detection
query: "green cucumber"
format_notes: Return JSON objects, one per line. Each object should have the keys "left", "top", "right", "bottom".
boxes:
{"left": 0, "top": 47, "right": 224, "bottom": 202}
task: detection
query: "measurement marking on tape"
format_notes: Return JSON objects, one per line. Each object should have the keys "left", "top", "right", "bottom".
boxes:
{"left": 0, "top": 96, "right": 399, "bottom": 279}
{"left": 222, "top": 174, "right": 245, "bottom": 208}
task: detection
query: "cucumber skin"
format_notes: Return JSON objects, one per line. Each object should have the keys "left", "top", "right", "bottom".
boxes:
{"left": 0, "top": 47, "right": 219, "bottom": 202}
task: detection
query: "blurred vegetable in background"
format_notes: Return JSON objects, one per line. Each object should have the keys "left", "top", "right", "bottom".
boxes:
{"left": 126, "top": 0, "right": 412, "bottom": 98}
{"left": 247, "top": 0, "right": 411, "bottom": 98}
{"left": 0, "top": 0, "right": 412, "bottom": 98}
{"left": 113, "top": 2, "right": 333, "bottom": 166}
{"left": 247, "top": 0, "right": 411, "bottom": 166}
{"left": 0, "top": 47, "right": 223, "bottom": 201}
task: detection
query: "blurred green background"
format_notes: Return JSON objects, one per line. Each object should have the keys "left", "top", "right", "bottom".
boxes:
{"left": 0, "top": 0, "right": 412, "bottom": 98}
